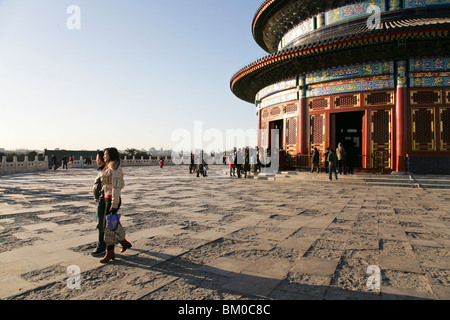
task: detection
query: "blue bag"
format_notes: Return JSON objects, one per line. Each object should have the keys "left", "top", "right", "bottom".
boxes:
{"left": 106, "top": 213, "right": 121, "bottom": 231}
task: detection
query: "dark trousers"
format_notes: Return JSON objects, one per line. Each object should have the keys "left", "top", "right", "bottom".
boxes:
{"left": 329, "top": 165, "right": 338, "bottom": 180}
{"left": 95, "top": 198, "right": 106, "bottom": 251}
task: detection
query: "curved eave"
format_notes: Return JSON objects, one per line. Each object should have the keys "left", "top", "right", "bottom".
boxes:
{"left": 232, "top": 25, "right": 450, "bottom": 103}
{"left": 252, "top": 0, "right": 359, "bottom": 53}
{"left": 252, "top": 0, "right": 288, "bottom": 53}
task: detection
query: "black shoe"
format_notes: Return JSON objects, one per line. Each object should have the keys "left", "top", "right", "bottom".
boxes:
{"left": 91, "top": 248, "right": 106, "bottom": 256}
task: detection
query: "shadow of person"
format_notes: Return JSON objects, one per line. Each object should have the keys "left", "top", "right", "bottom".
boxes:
{"left": 105, "top": 248, "right": 384, "bottom": 300}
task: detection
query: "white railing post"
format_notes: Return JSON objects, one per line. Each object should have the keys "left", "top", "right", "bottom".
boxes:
{"left": 24, "top": 156, "right": 29, "bottom": 172}
{"left": 13, "top": 156, "right": 18, "bottom": 174}
{"left": 1, "top": 156, "right": 6, "bottom": 175}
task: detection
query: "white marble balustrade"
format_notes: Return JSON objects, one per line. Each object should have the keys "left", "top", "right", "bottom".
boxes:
{"left": 0, "top": 156, "right": 173, "bottom": 175}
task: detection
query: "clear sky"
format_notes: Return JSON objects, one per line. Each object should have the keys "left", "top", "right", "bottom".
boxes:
{"left": 0, "top": 0, "right": 265, "bottom": 152}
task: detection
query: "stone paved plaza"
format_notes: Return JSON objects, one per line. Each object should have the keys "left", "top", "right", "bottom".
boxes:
{"left": 0, "top": 165, "right": 449, "bottom": 300}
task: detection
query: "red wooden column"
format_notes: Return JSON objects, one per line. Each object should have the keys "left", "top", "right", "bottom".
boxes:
{"left": 298, "top": 75, "right": 309, "bottom": 155}
{"left": 395, "top": 60, "right": 408, "bottom": 172}
{"left": 256, "top": 102, "right": 262, "bottom": 148}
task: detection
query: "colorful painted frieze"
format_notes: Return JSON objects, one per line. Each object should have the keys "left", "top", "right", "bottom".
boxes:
{"left": 306, "top": 75, "right": 395, "bottom": 97}
{"left": 409, "top": 57, "right": 450, "bottom": 72}
{"left": 325, "top": 0, "right": 386, "bottom": 25}
{"left": 410, "top": 73, "right": 450, "bottom": 87}
{"left": 409, "top": 57, "right": 450, "bottom": 87}
{"left": 306, "top": 61, "right": 394, "bottom": 85}
{"left": 403, "top": 0, "right": 450, "bottom": 8}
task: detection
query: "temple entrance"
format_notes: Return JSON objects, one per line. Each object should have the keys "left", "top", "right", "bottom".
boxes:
{"left": 269, "top": 119, "right": 283, "bottom": 150}
{"left": 332, "top": 111, "right": 364, "bottom": 168}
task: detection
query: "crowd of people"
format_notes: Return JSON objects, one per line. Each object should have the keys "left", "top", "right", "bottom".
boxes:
{"left": 188, "top": 147, "right": 270, "bottom": 179}
{"left": 50, "top": 154, "right": 92, "bottom": 170}
{"left": 189, "top": 151, "right": 209, "bottom": 177}
{"left": 311, "top": 142, "right": 356, "bottom": 181}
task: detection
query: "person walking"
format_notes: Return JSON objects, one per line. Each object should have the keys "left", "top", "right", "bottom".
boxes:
{"left": 229, "top": 152, "right": 235, "bottom": 177}
{"left": 235, "top": 149, "right": 242, "bottom": 178}
{"left": 202, "top": 157, "right": 208, "bottom": 177}
{"left": 99, "top": 147, "right": 132, "bottom": 263}
{"left": 243, "top": 148, "right": 250, "bottom": 178}
{"left": 311, "top": 147, "right": 320, "bottom": 173}
{"left": 51, "top": 154, "right": 57, "bottom": 170}
{"left": 69, "top": 155, "right": 74, "bottom": 168}
{"left": 91, "top": 150, "right": 107, "bottom": 257}
{"left": 279, "top": 148, "right": 286, "bottom": 171}
{"left": 336, "top": 142, "right": 346, "bottom": 175}
{"left": 324, "top": 147, "right": 330, "bottom": 173}
{"left": 62, "top": 155, "right": 68, "bottom": 170}
{"left": 327, "top": 147, "right": 338, "bottom": 181}
{"left": 250, "top": 149, "right": 256, "bottom": 173}
{"left": 196, "top": 151, "right": 204, "bottom": 177}
{"left": 189, "top": 152, "right": 195, "bottom": 174}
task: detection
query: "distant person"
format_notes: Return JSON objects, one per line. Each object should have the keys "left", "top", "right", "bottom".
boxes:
{"left": 62, "top": 155, "right": 68, "bottom": 169}
{"left": 51, "top": 154, "right": 57, "bottom": 170}
{"left": 202, "top": 158, "right": 208, "bottom": 177}
{"left": 228, "top": 153, "right": 235, "bottom": 177}
{"left": 235, "top": 150, "right": 241, "bottom": 178}
{"left": 250, "top": 149, "right": 257, "bottom": 173}
{"left": 189, "top": 152, "right": 195, "bottom": 174}
{"left": 196, "top": 152, "right": 204, "bottom": 177}
{"left": 92, "top": 150, "right": 107, "bottom": 257}
{"left": 311, "top": 147, "right": 320, "bottom": 173}
{"left": 324, "top": 147, "right": 330, "bottom": 173}
{"left": 243, "top": 148, "right": 250, "bottom": 178}
{"left": 336, "top": 142, "right": 346, "bottom": 175}
{"left": 256, "top": 147, "right": 261, "bottom": 173}
{"left": 279, "top": 148, "right": 286, "bottom": 171}
{"left": 159, "top": 157, "right": 164, "bottom": 168}
{"left": 327, "top": 148, "right": 338, "bottom": 181}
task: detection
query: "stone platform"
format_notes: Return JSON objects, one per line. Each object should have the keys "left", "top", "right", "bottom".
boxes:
{"left": 0, "top": 165, "right": 449, "bottom": 300}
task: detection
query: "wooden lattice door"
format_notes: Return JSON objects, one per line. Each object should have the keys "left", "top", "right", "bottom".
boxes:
{"left": 371, "top": 109, "right": 392, "bottom": 169}
{"left": 412, "top": 108, "right": 436, "bottom": 151}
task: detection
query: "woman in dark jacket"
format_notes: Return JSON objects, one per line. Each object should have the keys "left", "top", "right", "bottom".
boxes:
{"left": 327, "top": 148, "right": 339, "bottom": 181}
{"left": 311, "top": 147, "right": 320, "bottom": 173}
{"left": 243, "top": 148, "right": 250, "bottom": 178}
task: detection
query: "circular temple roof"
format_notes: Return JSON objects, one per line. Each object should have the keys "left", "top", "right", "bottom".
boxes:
{"left": 232, "top": 5, "right": 450, "bottom": 104}
{"left": 253, "top": 0, "right": 360, "bottom": 53}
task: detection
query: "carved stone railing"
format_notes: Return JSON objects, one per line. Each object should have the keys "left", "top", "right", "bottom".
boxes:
{"left": 0, "top": 156, "right": 173, "bottom": 175}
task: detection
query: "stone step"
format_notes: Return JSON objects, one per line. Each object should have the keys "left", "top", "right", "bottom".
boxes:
{"left": 221, "top": 170, "right": 450, "bottom": 189}
{"left": 419, "top": 184, "right": 450, "bottom": 189}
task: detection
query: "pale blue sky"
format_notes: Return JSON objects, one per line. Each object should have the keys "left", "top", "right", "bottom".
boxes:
{"left": 0, "top": 0, "right": 264, "bottom": 151}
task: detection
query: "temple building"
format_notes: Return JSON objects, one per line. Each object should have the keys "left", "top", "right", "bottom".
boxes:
{"left": 230, "top": 0, "right": 450, "bottom": 174}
